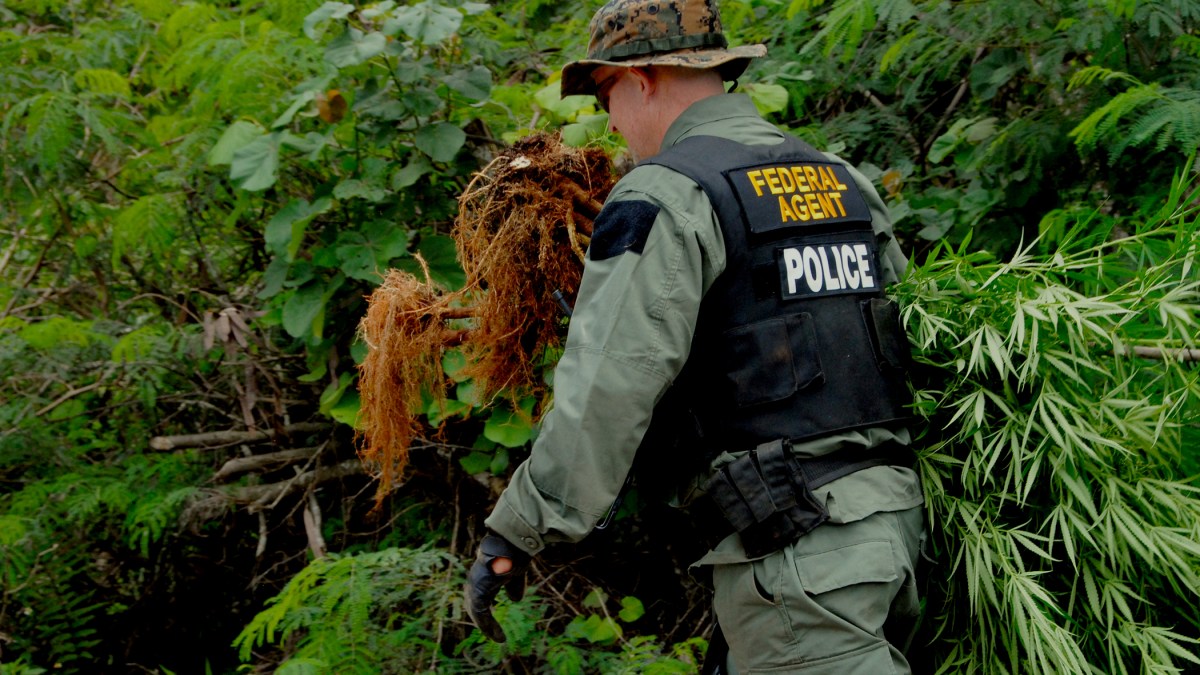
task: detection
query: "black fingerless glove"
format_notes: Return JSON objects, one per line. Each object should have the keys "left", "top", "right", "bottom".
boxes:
{"left": 464, "top": 532, "right": 531, "bottom": 642}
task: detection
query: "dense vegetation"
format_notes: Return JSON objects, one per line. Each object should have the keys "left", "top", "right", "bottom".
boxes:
{"left": 1, "top": 0, "right": 1197, "bottom": 672}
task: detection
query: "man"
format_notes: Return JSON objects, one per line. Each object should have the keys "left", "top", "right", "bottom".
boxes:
{"left": 465, "top": 1, "right": 925, "bottom": 672}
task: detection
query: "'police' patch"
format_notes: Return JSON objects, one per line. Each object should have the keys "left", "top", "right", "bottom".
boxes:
{"left": 778, "top": 232, "right": 880, "bottom": 299}
{"left": 588, "top": 200, "right": 660, "bottom": 261}
{"left": 724, "top": 161, "right": 871, "bottom": 237}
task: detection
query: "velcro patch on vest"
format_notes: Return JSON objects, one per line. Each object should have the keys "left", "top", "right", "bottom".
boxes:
{"left": 588, "top": 199, "right": 661, "bottom": 261}
{"left": 777, "top": 233, "right": 881, "bottom": 299}
{"left": 724, "top": 161, "right": 871, "bottom": 236}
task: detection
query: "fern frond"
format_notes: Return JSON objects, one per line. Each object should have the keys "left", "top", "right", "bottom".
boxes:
{"left": 1069, "top": 83, "right": 1166, "bottom": 153}
{"left": 1067, "top": 65, "right": 1142, "bottom": 92}
{"left": 804, "top": 0, "right": 877, "bottom": 63}
{"left": 72, "top": 68, "right": 131, "bottom": 98}
{"left": 111, "top": 194, "right": 180, "bottom": 267}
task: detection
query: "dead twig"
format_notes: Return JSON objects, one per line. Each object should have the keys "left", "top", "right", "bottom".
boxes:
{"left": 212, "top": 447, "right": 321, "bottom": 482}
{"left": 149, "top": 422, "right": 330, "bottom": 451}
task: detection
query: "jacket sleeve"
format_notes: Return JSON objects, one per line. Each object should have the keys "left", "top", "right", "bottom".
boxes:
{"left": 485, "top": 166, "right": 725, "bottom": 556}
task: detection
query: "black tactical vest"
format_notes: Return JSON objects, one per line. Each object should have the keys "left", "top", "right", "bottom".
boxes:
{"left": 643, "top": 135, "right": 912, "bottom": 453}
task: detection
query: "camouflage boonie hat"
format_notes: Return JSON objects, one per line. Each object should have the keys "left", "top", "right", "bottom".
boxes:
{"left": 561, "top": 0, "right": 767, "bottom": 98}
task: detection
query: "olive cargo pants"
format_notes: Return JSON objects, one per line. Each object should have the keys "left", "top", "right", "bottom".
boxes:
{"left": 711, "top": 506, "right": 924, "bottom": 674}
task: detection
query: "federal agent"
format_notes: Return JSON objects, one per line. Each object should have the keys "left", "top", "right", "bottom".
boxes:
{"left": 466, "top": 1, "right": 925, "bottom": 672}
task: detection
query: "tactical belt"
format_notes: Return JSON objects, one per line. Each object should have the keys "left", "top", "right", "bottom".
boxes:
{"left": 694, "top": 439, "right": 915, "bottom": 558}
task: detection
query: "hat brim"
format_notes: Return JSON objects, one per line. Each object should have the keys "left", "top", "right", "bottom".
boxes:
{"left": 560, "top": 44, "right": 767, "bottom": 98}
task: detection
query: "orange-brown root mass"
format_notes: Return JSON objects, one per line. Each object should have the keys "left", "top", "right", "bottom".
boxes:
{"left": 357, "top": 133, "right": 614, "bottom": 498}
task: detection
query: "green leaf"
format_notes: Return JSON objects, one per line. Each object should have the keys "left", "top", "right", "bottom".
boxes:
{"left": 73, "top": 68, "right": 131, "bottom": 98}
{"left": 325, "top": 28, "right": 388, "bottom": 67}
{"left": 385, "top": 1, "right": 463, "bottom": 44}
{"left": 266, "top": 198, "right": 333, "bottom": 262}
{"left": 319, "top": 372, "right": 355, "bottom": 413}
{"left": 444, "top": 65, "right": 492, "bottom": 102}
{"left": 392, "top": 156, "right": 432, "bottom": 189}
{"left": 533, "top": 82, "right": 594, "bottom": 120}
{"left": 282, "top": 282, "right": 327, "bottom": 338}
{"left": 414, "top": 234, "right": 465, "bottom": 289}
{"left": 483, "top": 407, "right": 533, "bottom": 448}
{"left": 618, "top": 596, "right": 645, "bottom": 623}
{"left": 271, "top": 90, "right": 316, "bottom": 129}
{"left": 258, "top": 256, "right": 290, "bottom": 299}
{"left": 459, "top": 451, "right": 492, "bottom": 475}
{"left": 230, "top": 132, "right": 281, "bottom": 191}
{"left": 442, "top": 349, "right": 469, "bottom": 382}
{"left": 328, "top": 391, "right": 360, "bottom": 427}
{"left": 415, "top": 123, "right": 466, "bottom": 163}
{"left": 489, "top": 447, "right": 509, "bottom": 474}
{"left": 208, "top": 120, "right": 266, "bottom": 166}
{"left": 561, "top": 113, "right": 609, "bottom": 147}
{"left": 333, "top": 221, "right": 409, "bottom": 281}
{"left": 745, "top": 83, "right": 790, "bottom": 114}
{"left": 304, "top": 1, "right": 355, "bottom": 41}
{"left": 583, "top": 588, "right": 607, "bottom": 608}
{"left": 333, "top": 178, "right": 388, "bottom": 203}
{"left": 427, "top": 398, "right": 471, "bottom": 426}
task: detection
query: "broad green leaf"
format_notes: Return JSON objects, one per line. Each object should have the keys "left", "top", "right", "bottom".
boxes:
{"left": 533, "top": 82, "right": 594, "bottom": 120}
{"left": 319, "top": 372, "right": 355, "bottom": 413}
{"left": 415, "top": 122, "right": 466, "bottom": 163}
{"left": 282, "top": 282, "right": 327, "bottom": 338}
{"left": 442, "top": 349, "right": 469, "bottom": 381}
{"left": 927, "top": 130, "right": 959, "bottom": 164}
{"left": 304, "top": 1, "right": 355, "bottom": 40}
{"left": 583, "top": 588, "right": 607, "bottom": 608}
{"left": 271, "top": 90, "right": 316, "bottom": 129}
{"left": 459, "top": 451, "right": 491, "bottom": 475}
{"left": 562, "top": 114, "right": 609, "bottom": 147}
{"left": 266, "top": 198, "right": 333, "bottom": 262}
{"left": 325, "top": 28, "right": 388, "bottom": 68}
{"left": 392, "top": 156, "right": 432, "bottom": 189}
{"left": 427, "top": 398, "right": 471, "bottom": 426}
{"left": 618, "top": 596, "right": 644, "bottom": 623}
{"left": 745, "top": 83, "right": 790, "bottom": 114}
{"left": 444, "top": 65, "right": 492, "bottom": 102}
{"left": 409, "top": 234, "right": 466, "bottom": 289}
{"left": 328, "top": 390, "right": 361, "bottom": 427}
{"left": 385, "top": 1, "right": 463, "bottom": 44}
{"left": 208, "top": 119, "right": 265, "bottom": 165}
{"left": 483, "top": 407, "right": 533, "bottom": 448}
{"left": 333, "top": 178, "right": 388, "bottom": 203}
{"left": 230, "top": 132, "right": 281, "bottom": 191}
{"left": 258, "top": 256, "right": 290, "bottom": 299}
{"left": 489, "top": 448, "right": 509, "bottom": 474}
{"left": 333, "top": 221, "right": 408, "bottom": 281}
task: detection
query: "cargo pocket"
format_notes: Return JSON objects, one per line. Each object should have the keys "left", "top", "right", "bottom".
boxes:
{"left": 861, "top": 298, "right": 910, "bottom": 373}
{"left": 722, "top": 313, "right": 824, "bottom": 407}
{"left": 796, "top": 539, "right": 897, "bottom": 595}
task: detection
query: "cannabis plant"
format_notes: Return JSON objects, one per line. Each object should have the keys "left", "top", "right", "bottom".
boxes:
{"left": 897, "top": 166, "right": 1200, "bottom": 673}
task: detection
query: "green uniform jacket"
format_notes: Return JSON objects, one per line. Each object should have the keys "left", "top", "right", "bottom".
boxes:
{"left": 485, "top": 94, "right": 923, "bottom": 561}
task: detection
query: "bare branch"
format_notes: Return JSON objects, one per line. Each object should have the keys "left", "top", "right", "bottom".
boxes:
{"left": 149, "top": 422, "right": 330, "bottom": 451}
{"left": 1119, "top": 345, "right": 1200, "bottom": 362}
{"left": 212, "top": 447, "right": 320, "bottom": 482}
{"left": 226, "top": 460, "right": 365, "bottom": 512}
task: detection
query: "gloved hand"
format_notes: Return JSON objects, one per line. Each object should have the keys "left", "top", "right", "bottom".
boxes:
{"left": 464, "top": 532, "right": 530, "bottom": 642}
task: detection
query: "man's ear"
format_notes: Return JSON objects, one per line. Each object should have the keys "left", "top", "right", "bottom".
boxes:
{"left": 628, "top": 66, "right": 657, "bottom": 98}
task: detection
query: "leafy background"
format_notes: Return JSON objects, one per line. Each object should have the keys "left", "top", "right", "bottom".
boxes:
{"left": 1, "top": 0, "right": 1197, "bottom": 672}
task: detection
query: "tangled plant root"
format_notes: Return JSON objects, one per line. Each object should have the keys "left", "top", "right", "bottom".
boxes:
{"left": 357, "top": 133, "right": 614, "bottom": 499}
